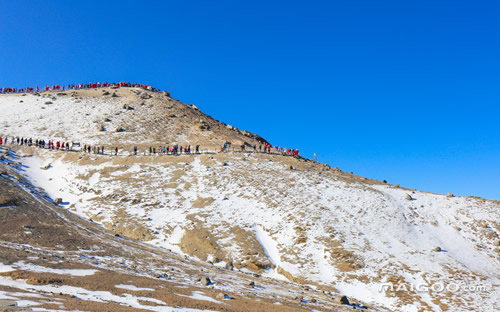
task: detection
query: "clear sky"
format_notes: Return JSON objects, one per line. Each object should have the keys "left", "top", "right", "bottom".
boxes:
{"left": 1, "top": 1, "right": 499, "bottom": 199}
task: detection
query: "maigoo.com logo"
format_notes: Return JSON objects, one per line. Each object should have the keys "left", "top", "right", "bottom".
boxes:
{"left": 378, "top": 282, "right": 488, "bottom": 293}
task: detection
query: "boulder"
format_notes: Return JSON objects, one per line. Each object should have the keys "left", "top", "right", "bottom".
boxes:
{"left": 54, "top": 198, "right": 63, "bottom": 205}
{"left": 433, "top": 246, "right": 442, "bottom": 252}
{"left": 225, "top": 261, "right": 234, "bottom": 271}
{"left": 447, "top": 192, "right": 454, "bottom": 198}
{"left": 334, "top": 295, "right": 350, "bottom": 305}
{"left": 40, "top": 163, "right": 51, "bottom": 170}
{"left": 200, "top": 276, "right": 211, "bottom": 286}
{"left": 406, "top": 194, "right": 413, "bottom": 201}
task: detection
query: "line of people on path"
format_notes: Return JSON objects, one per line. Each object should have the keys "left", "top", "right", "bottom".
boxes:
{"left": 0, "top": 136, "right": 204, "bottom": 157}
{"left": 1, "top": 81, "right": 166, "bottom": 94}
{"left": 0, "top": 135, "right": 299, "bottom": 159}
{"left": 221, "top": 140, "right": 299, "bottom": 156}
{"left": 0, "top": 136, "right": 71, "bottom": 151}
{"left": 246, "top": 140, "right": 299, "bottom": 156}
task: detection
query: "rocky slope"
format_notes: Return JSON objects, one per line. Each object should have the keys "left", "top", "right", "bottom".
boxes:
{"left": 0, "top": 146, "right": 359, "bottom": 312}
{"left": 1, "top": 88, "right": 499, "bottom": 311}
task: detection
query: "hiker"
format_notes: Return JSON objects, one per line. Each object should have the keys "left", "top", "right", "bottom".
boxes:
{"left": 196, "top": 145, "right": 200, "bottom": 153}
{"left": 149, "top": 146, "right": 152, "bottom": 155}
{"left": 101, "top": 146, "right": 104, "bottom": 155}
{"left": 133, "top": 146, "right": 137, "bottom": 155}
{"left": 115, "top": 147, "right": 118, "bottom": 155}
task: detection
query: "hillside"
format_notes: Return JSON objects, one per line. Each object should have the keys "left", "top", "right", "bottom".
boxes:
{"left": 0, "top": 87, "right": 267, "bottom": 151}
{"left": 1, "top": 87, "right": 499, "bottom": 311}
{"left": 0, "top": 146, "right": 355, "bottom": 312}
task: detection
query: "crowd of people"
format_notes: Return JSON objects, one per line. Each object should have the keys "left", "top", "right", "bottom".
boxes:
{"left": 0, "top": 81, "right": 166, "bottom": 94}
{"left": 0, "top": 135, "right": 299, "bottom": 158}
{"left": 253, "top": 140, "right": 299, "bottom": 156}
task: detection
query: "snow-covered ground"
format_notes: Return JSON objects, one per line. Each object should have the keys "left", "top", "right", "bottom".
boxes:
{"left": 1, "top": 91, "right": 499, "bottom": 311}
{"left": 12, "top": 148, "right": 499, "bottom": 311}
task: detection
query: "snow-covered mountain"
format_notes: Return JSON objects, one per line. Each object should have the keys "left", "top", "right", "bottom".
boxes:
{"left": 1, "top": 87, "right": 499, "bottom": 311}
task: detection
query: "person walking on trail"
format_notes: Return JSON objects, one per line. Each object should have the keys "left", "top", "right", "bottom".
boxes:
{"left": 196, "top": 145, "right": 200, "bottom": 153}
{"left": 115, "top": 147, "right": 118, "bottom": 156}
{"left": 314, "top": 152, "right": 317, "bottom": 161}
{"left": 133, "top": 146, "right": 137, "bottom": 155}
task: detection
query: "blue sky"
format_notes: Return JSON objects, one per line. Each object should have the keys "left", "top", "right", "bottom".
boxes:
{"left": 1, "top": 1, "right": 499, "bottom": 199}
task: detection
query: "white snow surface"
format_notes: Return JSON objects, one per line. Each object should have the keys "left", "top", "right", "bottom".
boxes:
{"left": 11, "top": 261, "right": 97, "bottom": 276}
{"left": 0, "top": 276, "right": 215, "bottom": 312}
{"left": 178, "top": 291, "right": 221, "bottom": 304}
{"left": 115, "top": 284, "right": 155, "bottom": 291}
